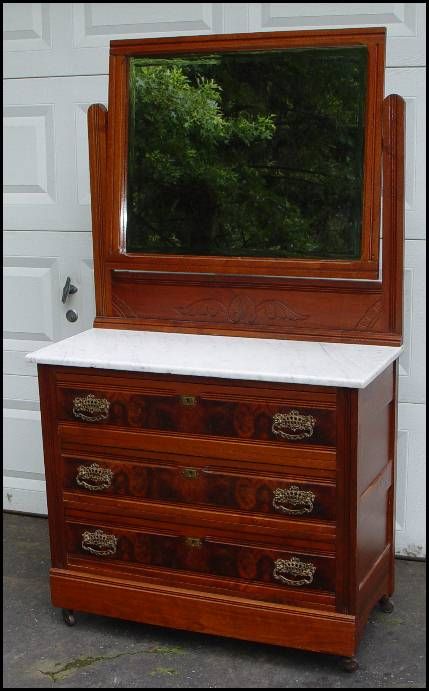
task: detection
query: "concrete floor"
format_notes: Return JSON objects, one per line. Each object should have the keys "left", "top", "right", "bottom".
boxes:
{"left": 3, "top": 513, "right": 426, "bottom": 689}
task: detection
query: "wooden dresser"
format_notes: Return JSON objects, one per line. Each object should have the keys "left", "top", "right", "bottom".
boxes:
{"left": 30, "top": 332, "right": 402, "bottom": 671}
{"left": 28, "top": 28, "right": 405, "bottom": 672}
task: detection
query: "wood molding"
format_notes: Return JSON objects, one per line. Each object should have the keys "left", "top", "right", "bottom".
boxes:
{"left": 382, "top": 95, "right": 405, "bottom": 339}
{"left": 50, "top": 568, "right": 358, "bottom": 656}
{"left": 87, "top": 104, "right": 108, "bottom": 315}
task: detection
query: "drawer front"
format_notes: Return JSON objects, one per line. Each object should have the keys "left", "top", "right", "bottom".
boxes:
{"left": 66, "top": 520, "right": 335, "bottom": 595}
{"left": 57, "top": 385, "right": 336, "bottom": 447}
{"left": 64, "top": 455, "right": 336, "bottom": 522}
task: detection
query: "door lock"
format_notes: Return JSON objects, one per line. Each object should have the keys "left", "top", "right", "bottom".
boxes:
{"left": 66, "top": 309, "right": 78, "bottom": 323}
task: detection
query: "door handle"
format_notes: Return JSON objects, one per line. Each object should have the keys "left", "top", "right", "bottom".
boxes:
{"left": 61, "top": 276, "right": 78, "bottom": 303}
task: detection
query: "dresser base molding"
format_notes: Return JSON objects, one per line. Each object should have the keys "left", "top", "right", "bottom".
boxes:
{"left": 50, "top": 568, "right": 357, "bottom": 657}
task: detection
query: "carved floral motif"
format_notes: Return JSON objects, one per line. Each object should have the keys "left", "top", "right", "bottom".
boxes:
{"left": 175, "top": 296, "right": 307, "bottom": 325}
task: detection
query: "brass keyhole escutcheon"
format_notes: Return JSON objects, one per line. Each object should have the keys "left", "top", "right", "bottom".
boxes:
{"left": 182, "top": 468, "right": 199, "bottom": 480}
{"left": 185, "top": 537, "right": 203, "bottom": 548}
{"left": 180, "top": 395, "right": 197, "bottom": 406}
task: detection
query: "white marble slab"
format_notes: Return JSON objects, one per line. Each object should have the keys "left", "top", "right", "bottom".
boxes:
{"left": 26, "top": 328, "right": 403, "bottom": 389}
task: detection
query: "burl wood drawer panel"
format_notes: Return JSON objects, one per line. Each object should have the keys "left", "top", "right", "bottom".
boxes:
{"left": 65, "top": 519, "right": 336, "bottom": 601}
{"left": 56, "top": 375, "right": 336, "bottom": 448}
{"left": 63, "top": 454, "right": 336, "bottom": 522}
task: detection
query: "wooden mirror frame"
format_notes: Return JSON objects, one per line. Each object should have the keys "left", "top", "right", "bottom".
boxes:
{"left": 89, "top": 28, "right": 404, "bottom": 346}
{"left": 106, "top": 28, "right": 385, "bottom": 280}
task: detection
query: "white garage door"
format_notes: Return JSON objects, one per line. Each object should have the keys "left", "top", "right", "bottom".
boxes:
{"left": 3, "top": 3, "right": 426, "bottom": 557}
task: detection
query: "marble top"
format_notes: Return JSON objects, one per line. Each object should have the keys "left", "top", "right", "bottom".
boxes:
{"left": 27, "top": 328, "right": 403, "bottom": 389}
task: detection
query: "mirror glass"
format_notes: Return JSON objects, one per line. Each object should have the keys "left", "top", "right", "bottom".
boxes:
{"left": 126, "top": 47, "right": 367, "bottom": 258}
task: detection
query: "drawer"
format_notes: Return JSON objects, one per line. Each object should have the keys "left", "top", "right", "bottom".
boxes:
{"left": 65, "top": 517, "right": 336, "bottom": 604}
{"left": 63, "top": 454, "right": 336, "bottom": 523}
{"left": 56, "top": 376, "right": 336, "bottom": 448}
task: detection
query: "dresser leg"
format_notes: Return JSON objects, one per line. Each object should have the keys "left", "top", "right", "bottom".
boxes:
{"left": 62, "top": 609, "right": 76, "bottom": 626}
{"left": 339, "top": 656, "right": 359, "bottom": 672}
{"left": 379, "top": 595, "right": 394, "bottom": 613}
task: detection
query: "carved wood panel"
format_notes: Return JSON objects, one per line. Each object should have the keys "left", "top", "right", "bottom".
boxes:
{"left": 109, "top": 270, "right": 389, "bottom": 340}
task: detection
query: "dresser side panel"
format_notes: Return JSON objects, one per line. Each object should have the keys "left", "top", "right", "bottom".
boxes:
{"left": 355, "top": 365, "right": 395, "bottom": 628}
{"left": 37, "top": 365, "right": 66, "bottom": 568}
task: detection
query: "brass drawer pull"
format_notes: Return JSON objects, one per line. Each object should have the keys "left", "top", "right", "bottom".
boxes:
{"left": 81, "top": 529, "right": 118, "bottom": 556}
{"left": 76, "top": 463, "right": 113, "bottom": 491}
{"left": 272, "top": 486, "right": 315, "bottom": 515}
{"left": 72, "top": 394, "right": 110, "bottom": 422}
{"left": 272, "top": 410, "right": 316, "bottom": 441}
{"left": 273, "top": 556, "right": 316, "bottom": 587}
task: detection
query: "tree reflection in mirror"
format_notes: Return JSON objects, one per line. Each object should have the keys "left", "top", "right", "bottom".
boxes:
{"left": 126, "top": 47, "right": 367, "bottom": 259}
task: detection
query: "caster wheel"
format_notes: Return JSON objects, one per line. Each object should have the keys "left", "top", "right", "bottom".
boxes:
{"left": 379, "top": 595, "right": 394, "bottom": 613}
{"left": 339, "top": 656, "right": 359, "bottom": 673}
{"left": 62, "top": 608, "right": 76, "bottom": 626}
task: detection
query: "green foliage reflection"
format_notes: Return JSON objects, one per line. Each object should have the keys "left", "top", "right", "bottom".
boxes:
{"left": 127, "top": 48, "right": 367, "bottom": 258}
